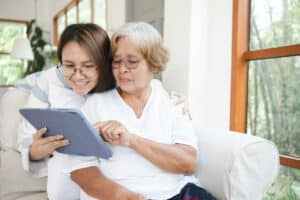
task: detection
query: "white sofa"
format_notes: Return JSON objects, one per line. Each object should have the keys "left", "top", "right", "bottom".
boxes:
{"left": 0, "top": 87, "right": 280, "bottom": 200}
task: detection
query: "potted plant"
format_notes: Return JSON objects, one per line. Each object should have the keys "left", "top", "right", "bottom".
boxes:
{"left": 24, "top": 19, "right": 47, "bottom": 76}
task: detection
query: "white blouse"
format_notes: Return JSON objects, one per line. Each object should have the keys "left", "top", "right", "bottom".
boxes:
{"left": 62, "top": 81, "right": 198, "bottom": 199}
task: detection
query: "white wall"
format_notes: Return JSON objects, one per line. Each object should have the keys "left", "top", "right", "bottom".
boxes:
{"left": 0, "top": 0, "right": 233, "bottom": 131}
{"left": 106, "top": 0, "right": 126, "bottom": 36}
{"left": 202, "top": 0, "right": 232, "bottom": 131}
{"left": 163, "top": 0, "right": 191, "bottom": 94}
{"left": 0, "top": 0, "right": 35, "bottom": 20}
{"left": 163, "top": 0, "right": 233, "bottom": 131}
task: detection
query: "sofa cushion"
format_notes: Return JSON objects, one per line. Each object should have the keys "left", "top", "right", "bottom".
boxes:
{"left": 0, "top": 88, "right": 30, "bottom": 150}
{"left": 1, "top": 192, "right": 47, "bottom": 200}
{"left": 0, "top": 149, "right": 46, "bottom": 199}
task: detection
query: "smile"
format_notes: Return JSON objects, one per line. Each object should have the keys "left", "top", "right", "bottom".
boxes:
{"left": 73, "top": 81, "right": 89, "bottom": 86}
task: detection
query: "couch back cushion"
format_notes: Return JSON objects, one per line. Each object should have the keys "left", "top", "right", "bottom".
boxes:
{"left": 0, "top": 88, "right": 47, "bottom": 199}
{"left": 0, "top": 88, "right": 30, "bottom": 150}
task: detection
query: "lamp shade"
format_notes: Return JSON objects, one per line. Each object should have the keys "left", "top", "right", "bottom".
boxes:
{"left": 10, "top": 38, "right": 34, "bottom": 60}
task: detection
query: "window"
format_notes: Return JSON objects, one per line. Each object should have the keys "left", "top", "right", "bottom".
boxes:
{"left": 53, "top": 0, "right": 107, "bottom": 45}
{"left": 0, "top": 19, "right": 27, "bottom": 85}
{"left": 231, "top": 0, "right": 300, "bottom": 198}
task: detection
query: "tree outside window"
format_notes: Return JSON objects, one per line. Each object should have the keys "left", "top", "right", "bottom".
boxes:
{"left": 231, "top": 0, "right": 300, "bottom": 199}
{"left": 0, "top": 20, "right": 27, "bottom": 85}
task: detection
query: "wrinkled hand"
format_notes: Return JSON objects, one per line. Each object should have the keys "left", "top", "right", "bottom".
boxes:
{"left": 170, "top": 91, "right": 192, "bottom": 119}
{"left": 29, "top": 127, "right": 69, "bottom": 161}
{"left": 93, "top": 121, "right": 133, "bottom": 147}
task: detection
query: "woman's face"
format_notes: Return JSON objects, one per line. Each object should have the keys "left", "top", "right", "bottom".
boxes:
{"left": 112, "top": 38, "right": 154, "bottom": 94}
{"left": 61, "top": 41, "right": 99, "bottom": 96}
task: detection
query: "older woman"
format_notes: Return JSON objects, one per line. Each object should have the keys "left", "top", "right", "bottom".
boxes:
{"left": 66, "top": 22, "right": 216, "bottom": 200}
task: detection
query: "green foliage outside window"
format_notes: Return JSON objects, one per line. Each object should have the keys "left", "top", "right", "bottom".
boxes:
{"left": 0, "top": 21, "right": 26, "bottom": 85}
{"left": 248, "top": 0, "right": 300, "bottom": 199}
{"left": 0, "top": 55, "right": 24, "bottom": 85}
{"left": 0, "top": 20, "right": 57, "bottom": 85}
{"left": 263, "top": 167, "right": 300, "bottom": 200}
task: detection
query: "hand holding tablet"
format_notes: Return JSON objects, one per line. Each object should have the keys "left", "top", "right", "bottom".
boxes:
{"left": 20, "top": 108, "right": 112, "bottom": 158}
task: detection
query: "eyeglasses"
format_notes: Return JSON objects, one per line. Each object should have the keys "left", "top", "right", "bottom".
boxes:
{"left": 112, "top": 57, "right": 143, "bottom": 70}
{"left": 58, "top": 63, "right": 97, "bottom": 77}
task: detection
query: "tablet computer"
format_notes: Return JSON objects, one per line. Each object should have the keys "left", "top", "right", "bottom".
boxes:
{"left": 19, "top": 108, "right": 112, "bottom": 158}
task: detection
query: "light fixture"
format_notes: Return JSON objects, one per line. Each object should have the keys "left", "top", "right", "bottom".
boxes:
{"left": 10, "top": 38, "right": 34, "bottom": 60}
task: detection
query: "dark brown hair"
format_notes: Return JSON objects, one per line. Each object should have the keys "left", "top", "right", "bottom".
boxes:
{"left": 57, "top": 23, "right": 115, "bottom": 93}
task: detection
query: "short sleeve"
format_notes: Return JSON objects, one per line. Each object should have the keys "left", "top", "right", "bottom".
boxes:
{"left": 16, "top": 70, "right": 50, "bottom": 104}
{"left": 171, "top": 105, "right": 198, "bottom": 150}
{"left": 63, "top": 155, "right": 99, "bottom": 174}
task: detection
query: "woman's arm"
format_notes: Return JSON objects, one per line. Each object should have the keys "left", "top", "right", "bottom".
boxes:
{"left": 17, "top": 70, "right": 70, "bottom": 176}
{"left": 130, "top": 134, "right": 197, "bottom": 174}
{"left": 95, "top": 121, "right": 197, "bottom": 174}
{"left": 71, "top": 167, "right": 146, "bottom": 200}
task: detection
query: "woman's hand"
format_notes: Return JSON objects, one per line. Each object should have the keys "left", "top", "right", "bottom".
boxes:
{"left": 93, "top": 121, "right": 132, "bottom": 147}
{"left": 29, "top": 127, "right": 69, "bottom": 160}
{"left": 170, "top": 91, "right": 192, "bottom": 119}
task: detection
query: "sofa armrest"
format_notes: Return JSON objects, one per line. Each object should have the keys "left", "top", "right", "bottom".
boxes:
{"left": 0, "top": 149, "right": 46, "bottom": 199}
{"left": 195, "top": 129, "right": 279, "bottom": 200}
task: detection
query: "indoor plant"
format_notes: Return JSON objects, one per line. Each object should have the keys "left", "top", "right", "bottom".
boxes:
{"left": 24, "top": 19, "right": 47, "bottom": 76}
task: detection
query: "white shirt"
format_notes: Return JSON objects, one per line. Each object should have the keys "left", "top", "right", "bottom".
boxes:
{"left": 65, "top": 81, "right": 198, "bottom": 199}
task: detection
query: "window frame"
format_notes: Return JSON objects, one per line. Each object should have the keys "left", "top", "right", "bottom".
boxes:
{"left": 230, "top": 0, "right": 300, "bottom": 169}
{"left": 0, "top": 18, "right": 28, "bottom": 87}
{"left": 53, "top": 0, "right": 107, "bottom": 45}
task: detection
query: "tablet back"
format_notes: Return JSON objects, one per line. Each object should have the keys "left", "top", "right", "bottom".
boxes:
{"left": 19, "top": 108, "right": 112, "bottom": 158}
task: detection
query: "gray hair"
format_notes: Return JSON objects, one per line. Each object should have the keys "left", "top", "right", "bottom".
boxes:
{"left": 111, "top": 22, "right": 169, "bottom": 73}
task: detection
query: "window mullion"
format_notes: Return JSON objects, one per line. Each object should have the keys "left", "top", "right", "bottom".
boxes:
{"left": 230, "top": 0, "right": 250, "bottom": 133}
{"left": 245, "top": 44, "right": 300, "bottom": 60}
{"left": 280, "top": 155, "right": 300, "bottom": 169}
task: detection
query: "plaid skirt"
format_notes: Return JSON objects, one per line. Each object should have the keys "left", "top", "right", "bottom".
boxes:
{"left": 167, "top": 183, "right": 216, "bottom": 200}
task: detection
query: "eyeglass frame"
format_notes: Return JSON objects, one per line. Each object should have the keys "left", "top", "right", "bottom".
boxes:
{"left": 57, "top": 63, "right": 98, "bottom": 77}
{"left": 111, "top": 57, "right": 144, "bottom": 70}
